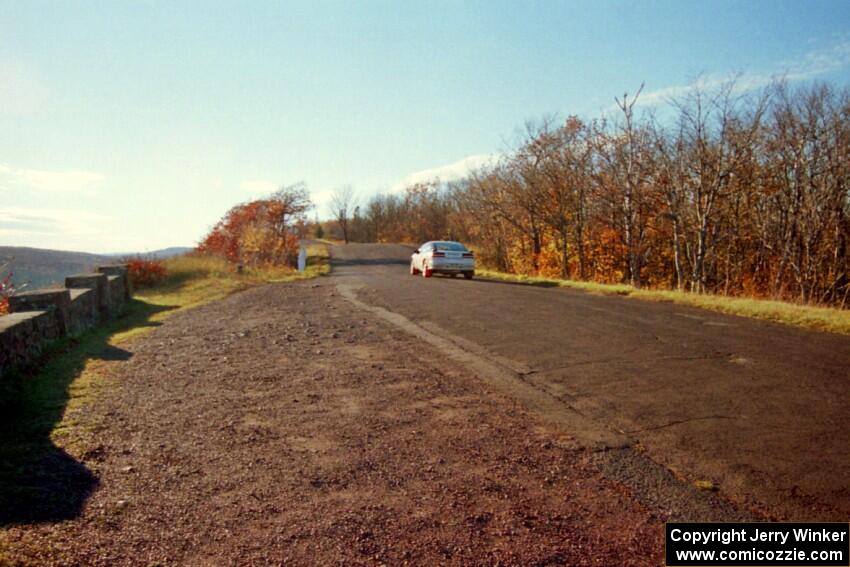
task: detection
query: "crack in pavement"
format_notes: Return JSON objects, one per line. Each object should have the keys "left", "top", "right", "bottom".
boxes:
{"left": 625, "top": 414, "right": 737, "bottom": 434}
{"left": 519, "top": 352, "right": 733, "bottom": 378}
{"left": 336, "top": 283, "right": 630, "bottom": 450}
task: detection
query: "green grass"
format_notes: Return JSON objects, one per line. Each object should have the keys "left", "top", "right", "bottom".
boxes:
{"left": 0, "top": 245, "right": 329, "bottom": 530}
{"left": 477, "top": 268, "right": 850, "bottom": 335}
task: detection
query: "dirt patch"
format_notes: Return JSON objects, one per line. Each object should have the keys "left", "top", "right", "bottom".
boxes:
{"left": 1, "top": 281, "right": 669, "bottom": 565}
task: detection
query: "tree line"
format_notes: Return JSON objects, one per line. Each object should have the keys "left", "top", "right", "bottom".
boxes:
{"left": 331, "top": 79, "right": 850, "bottom": 307}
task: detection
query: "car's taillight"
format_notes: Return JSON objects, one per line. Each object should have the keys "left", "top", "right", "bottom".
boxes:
{"left": 462, "top": 252, "right": 474, "bottom": 258}
{"left": 432, "top": 251, "right": 445, "bottom": 257}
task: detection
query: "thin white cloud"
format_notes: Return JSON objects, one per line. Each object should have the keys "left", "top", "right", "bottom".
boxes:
{"left": 0, "top": 163, "right": 104, "bottom": 193}
{"left": 0, "top": 206, "right": 109, "bottom": 238}
{"left": 784, "top": 38, "right": 850, "bottom": 80}
{"left": 631, "top": 37, "right": 850, "bottom": 109}
{"left": 390, "top": 153, "right": 497, "bottom": 193}
{"left": 239, "top": 179, "right": 278, "bottom": 195}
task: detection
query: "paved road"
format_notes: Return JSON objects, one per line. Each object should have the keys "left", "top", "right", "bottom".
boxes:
{"left": 331, "top": 243, "right": 850, "bottom": 520}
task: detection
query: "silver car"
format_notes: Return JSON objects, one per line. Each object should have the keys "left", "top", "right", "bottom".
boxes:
{"left": 410, "top": 241, "right": 475, "bottom": 279}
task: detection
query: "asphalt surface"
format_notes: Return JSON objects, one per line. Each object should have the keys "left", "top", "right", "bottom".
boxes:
{"left": 331, "top": 243, "right": 850, "bottom": 520}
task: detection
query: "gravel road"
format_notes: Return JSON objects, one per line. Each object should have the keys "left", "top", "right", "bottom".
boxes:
{"left": 1, "top": 280, "right": 665, "bottom": 566}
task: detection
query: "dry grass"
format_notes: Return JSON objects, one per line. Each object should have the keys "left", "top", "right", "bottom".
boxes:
{"left": 476, "top": 268, "right": 850, "bottom": 335}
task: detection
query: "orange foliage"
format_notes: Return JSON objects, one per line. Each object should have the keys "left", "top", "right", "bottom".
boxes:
{"left": 1, "top": 266, "right": 15, "bottom": 315}
{"left": 198, "top": 184, "right": 311, "bottom": 267}
{"left": 585, "top": 225, "right": 626, "bottom": 284}
{"left": 127, "top": 258, "right": 167, "bottom": 287}
{"left": 199, "top": 200, "right": 265, "bottom": 262}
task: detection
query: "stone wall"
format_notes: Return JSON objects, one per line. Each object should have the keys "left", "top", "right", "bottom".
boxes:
{"left": 0, "top": 264, "right": 131, "bottom": 379}
{"left": 0, "top": 311, "right": 62, "bottom": 372}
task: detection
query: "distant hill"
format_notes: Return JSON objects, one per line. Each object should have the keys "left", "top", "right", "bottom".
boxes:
{"left": 107, "top": 246, "right": 194, "bottom": 260}
{"left": 0, "top": 246, "right": 113, "bottom": 291}
{"left": 1, "top": 245, "right": 194, "bottom": 291}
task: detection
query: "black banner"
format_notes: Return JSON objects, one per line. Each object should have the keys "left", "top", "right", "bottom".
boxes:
{"left": 665, "top": 523, "right": 849, "bottom": 566}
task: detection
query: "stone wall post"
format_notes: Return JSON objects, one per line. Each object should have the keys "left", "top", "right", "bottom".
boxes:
{"left": 65, "top": 273, "right": 109, "bottom": 320}
{"left": 7, "top": 289, "right": 72, "bottom": 337}
{"left": 97, "top": 264, "right": 132, "bottom": 300}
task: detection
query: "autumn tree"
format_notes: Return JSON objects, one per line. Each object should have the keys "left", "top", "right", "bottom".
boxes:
{"left": 532, "top": 116, "right": 592, "bottom": 278}
{"left": 663, "top": 80, "right": 769, "bottom": 293}
{"left": 330, "top": 185, "right": 357, "bottom": 244}
{"left": 198, "top": 183, "right": 312, "bottom": 266}
{"left": 761, "top": 82, "right": 850, "bottom": 303}
{"left": 590, "top": 85, "right": 658, "bottom": 287}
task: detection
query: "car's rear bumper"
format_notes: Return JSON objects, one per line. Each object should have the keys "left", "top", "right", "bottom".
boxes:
{"left": 431, "top": 259, "right": 475, "bottom": 273}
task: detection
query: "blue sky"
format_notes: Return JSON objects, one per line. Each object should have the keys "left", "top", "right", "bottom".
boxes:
{"left": 2, "top": 1, "right": 850, "bottom": 253}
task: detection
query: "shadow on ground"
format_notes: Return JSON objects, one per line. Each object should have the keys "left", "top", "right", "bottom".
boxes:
{"left": 473, "top": 276, "right": 561, "bottom": 288}
{"left": 331, "top": 257, "right": 410, "bottom": 267}
{"left": 0, "top": 298, "right": 176, "bottom": 526}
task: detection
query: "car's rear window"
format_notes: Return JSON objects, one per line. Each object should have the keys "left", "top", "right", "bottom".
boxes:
{"left": 433, "top": 242, "right": 468, "bottom": 251}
